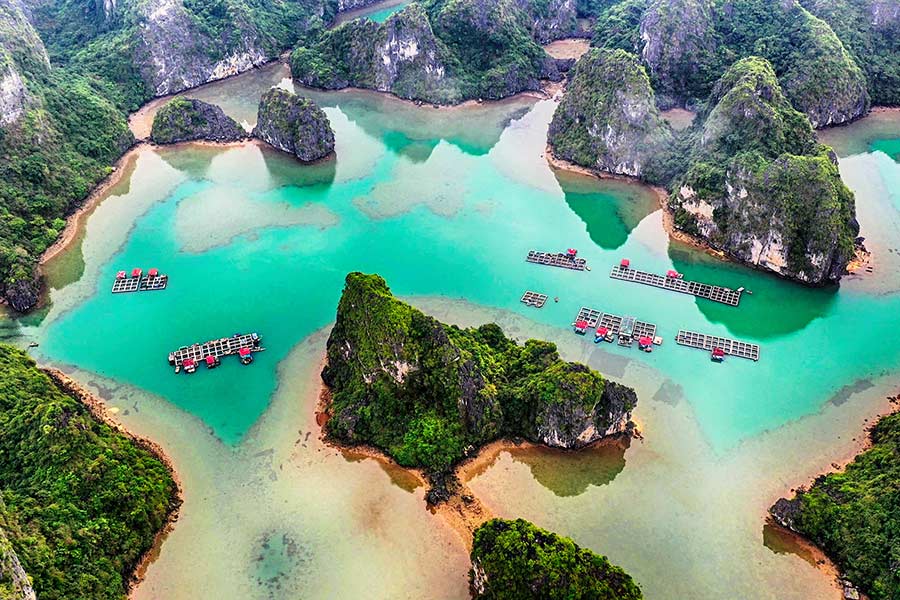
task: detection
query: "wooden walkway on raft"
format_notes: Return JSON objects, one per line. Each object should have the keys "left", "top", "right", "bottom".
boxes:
{"left": 521, "top": 291, "right": 548, "bottom": 308}
{"left": 168, "top": 333, "right": 264, "bottom": 368}
{"left": 112, "top": 274, "right": 168, "bottom": 293}
{"left": 610, "top": 265, "right": 742, "bottom": 306}
{"left": 526, "top": 251, "right": 587, "bottom": 271}
{"left": 575, "top": 307, "right": 657, "bottom": 347}
{"left": 675, "top": 330, "right": 759, "bottom": 361}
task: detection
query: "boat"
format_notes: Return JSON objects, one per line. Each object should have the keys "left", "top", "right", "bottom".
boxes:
{"left": 239, "top": 347, "right": 253, "bottom": 365}
{"left": 711, "top": 347, "right": 725, "bottom": 363}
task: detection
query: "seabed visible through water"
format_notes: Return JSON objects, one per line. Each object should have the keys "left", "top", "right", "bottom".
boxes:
{"left": 9, "top": 58, "right": 900, "bottom": 599}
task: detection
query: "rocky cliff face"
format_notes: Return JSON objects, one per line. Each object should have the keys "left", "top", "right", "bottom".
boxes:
{"left": 548, "top": 48, "right": 673, "bottom": 179}
{"left": 0, "top": 518, "right": 36, "bottom": 600}
{"left": 0, "top": 0, "right": 49, "bottom": 128}
{"left": 800, "top": 0, "right": 900, "bottom": 106}
{"left": 292, "top": 0, "right": 555, "bottom": 104}
{"left": 670, "top": 57, "right": 858, "bottom": 284}
{"left": 595, "top": 0, "right": 871, "bottom": 127}
{"left": 516, "top": 0, "right": 579, "bottom": 43}
{"left": 293, "top": 4, "right": 456, "bottom": 102}
{"left": 252, "top": 87, "right": 335, "bottom": 161}
{"left": 150, "top": 97, "right": 246, "bottom": 144}
{"left": 637, "top": 0, "right": 717, "bottom": 109}
{"left": 322, "top": 273, "right": 637, "bottom": 474}
{"left": 132, "top": 0, "right": 269, "bottom": 96}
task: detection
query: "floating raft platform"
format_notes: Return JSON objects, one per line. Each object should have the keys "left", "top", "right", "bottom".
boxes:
{"left": 112, "top": 272, "right": 168, "bottom": 293}
{"left": 574, "top": 307, "right": 657, "bottom": 348}
{"left": 526, "top": 251, "right": 587, "bottom": 271}
{"left": 520, "top": 291, "right": 548, "bottom": 308}
{"left": 168, "top": 333, "right": 264, "bottom": 373}
{"left": 610, "top": 264, "right": 742, "bottom": 306}
{"left": 675, "top": 330, "right": 759, "bottom": 361}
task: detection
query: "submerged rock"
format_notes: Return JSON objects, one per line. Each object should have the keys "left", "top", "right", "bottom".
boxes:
{"left": 252, "top": 88, "right": 335, "bottom": 162}
{"left": 548, "top": 48, "right": 673, "bottom": 179}
{"left": 150, "top": 98, "right": 246, "bottom": 144}
{"left": 670, "top": 57, "right": 858, "bottom": 284}
{"left": 321, "top": 272, "right": 637, "bottom": 475}
{"left": 5, "top": 278, "right": 40, "bottom": 313}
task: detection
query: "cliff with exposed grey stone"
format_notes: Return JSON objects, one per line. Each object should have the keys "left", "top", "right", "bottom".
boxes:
{"left": 321, "top": 272, "right": 637, "bottom": 478}
{"left": 548, "top": 48, "right": 673, "bottom": 179}
{"left": 595, "top": 0, "right": 872, "bottom": 126}
{"left": 252, "top": 87, "right": 335, "bottom": 161}
{"left": 670, "top": 57, "right": 858, "bottom": 284}
{"left": 291, "top": 0, "right": 562, "bottom": 104}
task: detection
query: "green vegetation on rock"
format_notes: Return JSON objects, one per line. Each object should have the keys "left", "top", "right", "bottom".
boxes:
{"left": 669, "top": 57, "right": 858, "bottom": 283}
{"left": 548, "top": 48, "right": 673, "bottom": 180}
{"left": 150, "top": 97, "right": 246, "bottom": 144}
{"left": 322, "top": 273, "right": 637, "bottom": 474}
{"left": 800, "top": 0, "right": 900, "bottom": 106}
{"left": 0, "top": 0, "right": 133, "bottom": 311}
{"left": 770, "top": 411, "right": 900, "bottom": 600}
{"left": 252, "top": 87, "right": 335, "bottom": 161}
{"left": 0, "top": 345, "right": 178, "bottom": 600}
{"left": 291, "top": 0, "right": 562, "bottom": 103}
{"left": 593, "top": 0, "right": 871, "bottom": 126}
{"left": 470, "top": 518, "right": 643, "bottom": 599}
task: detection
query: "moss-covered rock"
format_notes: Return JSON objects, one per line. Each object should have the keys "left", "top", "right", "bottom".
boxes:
{"left": 800, "top": 0, "right": 900, "bottom": 107}
{"left": 150, "top": 97, "right": 246, "bottom": 144}
{"left": 292, "top": 4, "right": 459, "bottom": 103}
{"left": 548, "top": 48, "right": 673, "bottom": 178}
{"left": 252, "top": 87, "right": 335, "bottom": 161}
{"left": 322, "top": 273, "right": 637, "bottom": 475}
{"left": 636, "top": 0, "right": 720, "bottom": 109}
{"left": 0, "top": 345, "right": 178, "bottom": 599}
{"left": 470, "top": 518, "right": 643, "bottom": 599}
{"left": 291, "top": 0, "right": 556, "bottom": 104}
{"left": 594, "top": 0, "right": 871, "bottom": 127}
{"left": 670, "top": 57, "right": 858, "bottom": 283}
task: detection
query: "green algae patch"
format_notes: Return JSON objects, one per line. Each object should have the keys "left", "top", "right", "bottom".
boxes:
{"left": 470, "top": 518, "right": 643, "bottom": 599}
{"left": 321, "top": 273, "right": 637, "bottom": 474}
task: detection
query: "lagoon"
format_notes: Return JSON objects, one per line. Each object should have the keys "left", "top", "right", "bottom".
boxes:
{"left": 17, "top": 62, "right": 900, "bottom": 598}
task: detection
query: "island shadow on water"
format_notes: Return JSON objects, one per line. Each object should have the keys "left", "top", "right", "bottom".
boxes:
{"left": 486, "top": 438, "right": 630, "bottom": 498}
{"left": 667, "top": 245, "right": 839, "bottom": 339}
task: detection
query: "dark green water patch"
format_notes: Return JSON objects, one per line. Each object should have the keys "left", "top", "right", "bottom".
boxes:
{"left": 506, "top": 437, "right": 630, "bottom": 497}
{"left": 668, "top": 246, "right": 839, "bottom": 339}
{"left": 557, "top": 169, "right": 658, "bottom": 251}
{"left": 870, "top": 138, "right": 900, "bottom": 163}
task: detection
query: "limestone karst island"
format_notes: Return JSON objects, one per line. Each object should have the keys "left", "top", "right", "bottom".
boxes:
{"left": 0, "top": 0, "right": 898, "bottom": 597}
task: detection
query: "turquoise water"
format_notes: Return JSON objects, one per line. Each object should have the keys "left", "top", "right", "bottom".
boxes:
{"left": 365, "top": 1, "right": 410, "bottom": 22}
{"left": 33, "top": 93, "right": 900, "bottom": 452}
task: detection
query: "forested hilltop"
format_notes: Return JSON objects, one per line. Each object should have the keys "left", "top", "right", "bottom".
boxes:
{"left": 770, "top": 411, "right": 900, "bottom": 600}
{"left": 470, "top": 518, "right": 643, "bottom": 599}
{"left": 0, "top": 345, "right": 178, "bottom": 599}
{"left": 321, "top": 273, "right": 637, "bottom": 485}
{"left": 593, "top": 0, "right": 896, "bottom": 127}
